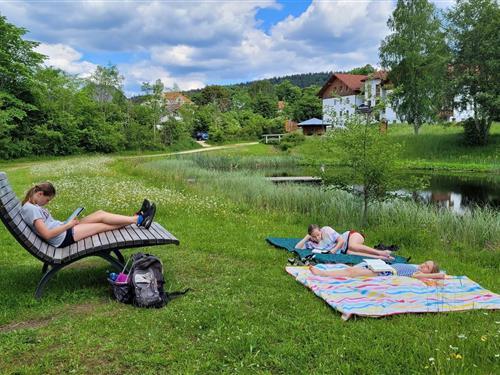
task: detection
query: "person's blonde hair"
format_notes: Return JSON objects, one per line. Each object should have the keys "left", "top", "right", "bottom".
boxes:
{"left": 22, "top": 182, "right": 56, "bottom": 205}
{"left": 430, "top": 261, "right": 440, "bottom": 273}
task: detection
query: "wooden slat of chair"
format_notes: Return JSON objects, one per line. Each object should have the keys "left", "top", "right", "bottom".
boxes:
{"left": 149, "top": 223, "right": 162, "bottom": 243}
{"left": 0, "top": 186, "right": 11, "bottom": 198}
{"left": 98, "top": 232, "right": 110, "bottom": 250}
{"left": 84, "top": 237, "right": 93, "bottom": 255}
{"left": 53, "top": 247, "right": 63, "bottom": 262}
{"left": 3, "top": 199, "right": 20, "bottom": 216}
{"left": 130, "top": 225, "right": 149, "bottom": 243}
{"left": 112, "top": 229, "right": 125, "bottom": 247}
{"left": 124, "top": 226, "right": 142, "bottom": 246}
{"left": 105, "top": 230, "right": 118, "bottom": 247}
{"left": 77, "top": 238, "right": 86, "bottom": 254}
{"left": 151, "top": 223, "right": 172, "bottom": 241}
{"left": 58, "top": 247, "right": 71, "bottom": 263}
{"left": 91, "top": 233, "right": 102, "bottom": 249}
{"left": 119, "top": 227, "right": 132, "bottom": 243}
{"left": 68, "top": 242, "right": 78, "bottom": 260}
{"left": 7, "top": 205, "right": 22, "bottom": 222}
{"left": 39, "top": 240, "right": 49, "bottom": 257}
{"left": 140, "top": 226, "right": 157, "bottom": 244}
{"left": 0, "top": 191, "right": 17, "bottom": 207}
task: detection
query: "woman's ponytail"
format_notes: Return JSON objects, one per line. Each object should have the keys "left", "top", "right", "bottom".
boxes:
{"left": 22, "top": 182, "right": 56, "bottom": 205}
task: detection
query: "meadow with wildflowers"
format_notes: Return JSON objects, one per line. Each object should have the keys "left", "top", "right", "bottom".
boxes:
{"left": 0, "top": 146, "right": 498, "bottom": 374}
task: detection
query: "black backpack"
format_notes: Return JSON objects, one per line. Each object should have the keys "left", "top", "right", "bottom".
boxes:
{"left": 110, "top": 253, "right": 188, "bottom": 308}
{"left": 129, "top": 253, "right": 167, "bottom": 308}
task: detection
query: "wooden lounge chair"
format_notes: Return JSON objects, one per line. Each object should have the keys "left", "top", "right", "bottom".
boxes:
{"left": 0, "top": 172, "right": 179, "bottom": 299}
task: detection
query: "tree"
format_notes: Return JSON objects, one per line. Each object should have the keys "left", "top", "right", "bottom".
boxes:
{"left": 446, "top": 0, "right": 500, "bottom": 145}
{"left": 192, "top": 85, "right": 231, "bottom": 112}
{"left": 275, "top": 80, "right": 301, "bottom": 102}
{"left": 252, "top": 93, "right": 277, "bottom": 119}
{"left": 31, "top": 67, "right": 82, "bottom": 155}
{"left": 141, "top": 79, "right": 166, "bottom": 143}
{"left": 379, "top": 0, "right": 450, "bottom": 134}
{"left": 0, "top": 14, "right": 45, "bottom": 158}
{"left": 327, "top": 115, "right": 401, "bottom": 225}
{"left": 290, "top": 86, "right": 322, "bottom": 122}
{"left": 348, "top": 64, "right": 376, "bottom": 76}
{"left": 88, "top": 64, "right": 124, "bottom": 121}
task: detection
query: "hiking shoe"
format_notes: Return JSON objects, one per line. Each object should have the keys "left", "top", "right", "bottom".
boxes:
{"left": 140, "top": 203, "right": 156, "bottom": 229}
{"left": 135, "top": 199, "right": 151, "bottom": 216}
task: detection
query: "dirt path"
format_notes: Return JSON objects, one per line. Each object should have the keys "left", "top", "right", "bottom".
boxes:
{"left": 119, "top": 142, "right": 259, "bottom": 160}
{"left": 1, "top": 142, "right": 260, "bottom": 171}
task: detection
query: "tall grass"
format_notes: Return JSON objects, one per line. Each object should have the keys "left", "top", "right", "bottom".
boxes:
{"left": 143, "top": 158, "right": 500, "bottom": 249}
{"left": 180, "top": 153, "right": 302, "bottom": 171}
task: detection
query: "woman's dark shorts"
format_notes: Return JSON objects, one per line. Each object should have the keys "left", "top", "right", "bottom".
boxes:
{"left": 58, "top": 228, "right": 75, "bottom": 248}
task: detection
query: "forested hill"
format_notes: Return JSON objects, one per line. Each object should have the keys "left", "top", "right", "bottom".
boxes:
{"left": 183, "top": 71, "right": 333, "bottom": 95}
{"left": 234, "top": 72, "right": 332, "bottom": 89}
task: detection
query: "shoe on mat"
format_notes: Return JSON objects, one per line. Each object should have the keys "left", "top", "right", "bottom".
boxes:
{"left": 140, "top": 203, "right": 156, "bottom": 229}
{"left": 135, "top": 199, "right": 151, "bottom": 216}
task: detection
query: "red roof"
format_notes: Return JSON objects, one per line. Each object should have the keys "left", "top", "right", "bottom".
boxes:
{"left": 334, "top": 74, "right": 367, "bottom": 90}
{"left": 318, "top": 73, "right": 367, "bottom": 98}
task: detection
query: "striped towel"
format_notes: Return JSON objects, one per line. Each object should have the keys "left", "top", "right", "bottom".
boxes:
{"left": 287, "top": 264, "right": 500, "bottom": 320}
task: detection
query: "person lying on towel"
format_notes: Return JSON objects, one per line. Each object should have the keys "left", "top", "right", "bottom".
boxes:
{"left": 309, "top": 261, "right": 445, "bottom": 279}
{"left": 296, "top": 224, "right": 394, "bottom": 260}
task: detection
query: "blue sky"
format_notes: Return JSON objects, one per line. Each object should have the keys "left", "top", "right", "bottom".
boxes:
{"left": 0, "top": 0, "right": 454, "bottom": 96}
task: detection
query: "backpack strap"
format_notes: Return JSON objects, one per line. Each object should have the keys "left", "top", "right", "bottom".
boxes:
{"left": 166, "top": 288, "right": 191, "bottom": 301}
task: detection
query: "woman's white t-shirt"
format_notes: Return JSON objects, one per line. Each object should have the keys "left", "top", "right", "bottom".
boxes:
{"left": 22, "top": 202, "right": 65, "bottom": 247}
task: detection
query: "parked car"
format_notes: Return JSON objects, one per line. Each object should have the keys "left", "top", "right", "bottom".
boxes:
{"left": 196, "top": 132, "right": 209, "bottom": 141}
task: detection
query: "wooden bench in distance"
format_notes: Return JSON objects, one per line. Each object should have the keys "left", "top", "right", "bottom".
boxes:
{"left": 0, "top": 172, "right": 179, "bottom": 299}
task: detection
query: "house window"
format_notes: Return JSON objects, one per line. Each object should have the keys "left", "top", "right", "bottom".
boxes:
{"left": 346, "top": 98, "right": 350, "bottom": 104}
{"left": 339, "top": 110, "right": 343, "bottom": 117}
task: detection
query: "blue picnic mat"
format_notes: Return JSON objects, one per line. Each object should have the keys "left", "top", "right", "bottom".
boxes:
{"left": 266, "top": 237, "right": 409, "bottom": 264}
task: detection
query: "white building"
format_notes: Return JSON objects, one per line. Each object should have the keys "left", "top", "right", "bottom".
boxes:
{"left": 319, "top": 71, "right": 400, "bottom": 127}
{"left": 319, "top": 71, "right": 475, "bottom": 126}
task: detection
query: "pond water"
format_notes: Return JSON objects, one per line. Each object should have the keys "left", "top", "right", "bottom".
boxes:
{"left": 395, "top": 173, "right": 500, "bottom": 214}
{"left": 267, "top": 167, "right": 500, "bottom": 213}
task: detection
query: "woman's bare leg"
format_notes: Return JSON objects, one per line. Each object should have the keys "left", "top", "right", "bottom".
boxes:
{"left": 347, "top": 233, "right": 393, "bottom": 260}
{"left": 79, "top": 210, "right": 137, "bottom": 226}
{"left": 309, "top": 265, "right": 376, "bottom": 277}
{"left": 346, "top": 250, "right": 390, "bottom": 260}
{"left": 73, "top": 222, "right": 125, "bottom": 242}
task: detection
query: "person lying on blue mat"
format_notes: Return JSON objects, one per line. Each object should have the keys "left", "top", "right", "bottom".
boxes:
{"left": 296, "top": 224, "right": 394, "bottom": 261}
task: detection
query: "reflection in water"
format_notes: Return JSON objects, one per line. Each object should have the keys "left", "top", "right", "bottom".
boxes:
{"left": 269, "top": 167, "right": 499, "bottom": 213}
{"left": 413, "top": 174, "right": 500, "bottom": 213}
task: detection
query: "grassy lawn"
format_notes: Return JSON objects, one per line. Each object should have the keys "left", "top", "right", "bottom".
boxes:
{"left": 291, "top": 123, "right": 500, "bottom": 172}
{"left": 0, "top": 148, "right": 499, "bottom": 374}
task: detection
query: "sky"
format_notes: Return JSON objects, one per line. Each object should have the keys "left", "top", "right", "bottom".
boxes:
{"left": 0, "top": 0, "right": 454, "bottom": 96}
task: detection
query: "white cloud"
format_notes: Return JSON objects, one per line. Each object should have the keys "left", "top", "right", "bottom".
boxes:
{"left": 35, "top": 43, "right": 96, "bottom": 77}
{"left": 1, "top": 0, "right": 403, "bottom": 94}
{"left": 151, "top": 45, "right": 196, "bottom": 66}
{"left": 119, "top": 61, "right": 205, "bottom": 95}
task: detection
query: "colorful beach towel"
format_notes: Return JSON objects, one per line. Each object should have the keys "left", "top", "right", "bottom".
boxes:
{"left": 287, "top": 264, "right": 500, "bottom": 320}
{"left": 266, "top": 237, "right": 409, "bottom": 264}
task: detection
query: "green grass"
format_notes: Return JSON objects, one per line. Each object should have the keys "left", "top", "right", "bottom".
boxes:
{"left": 291, "top": 123, "right": 500, "bottom": 172}
{"left": 0, "top": 153, "right": 499, "bottom": 374}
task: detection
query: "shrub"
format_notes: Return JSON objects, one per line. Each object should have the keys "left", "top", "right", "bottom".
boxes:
{"left": 278, "top": 131, "right": 306, "bottom": 151}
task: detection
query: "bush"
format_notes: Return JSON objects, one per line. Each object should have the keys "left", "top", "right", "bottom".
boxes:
{"left": 462, "top": 117, "right": 490, "bottom": 146}
{"left": 278, "top": 131, "right": 306, "bottom": 151}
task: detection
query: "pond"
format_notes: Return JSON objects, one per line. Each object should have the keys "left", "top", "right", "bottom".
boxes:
{"left": 267, "top": 166, "right": 500, "bottom": 213}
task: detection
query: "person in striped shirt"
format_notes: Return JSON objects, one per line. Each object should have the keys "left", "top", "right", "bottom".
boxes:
{"left": 309, "top": 260, "right": 445, "bottom": 279}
